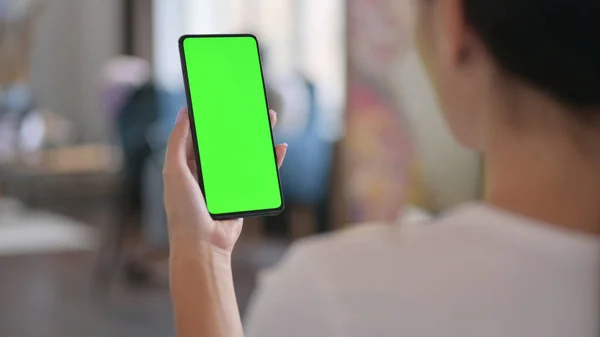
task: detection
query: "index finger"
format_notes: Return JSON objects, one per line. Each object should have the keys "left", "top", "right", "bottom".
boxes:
{"left": 269, "top": 110, "right": 278, "bottom": 128}
{"left": 164, "top": 108, "right": 191, "bottom": 176}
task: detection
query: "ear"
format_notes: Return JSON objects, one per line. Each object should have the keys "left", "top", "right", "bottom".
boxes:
{"left": 438, "top": 0, "right": 469, "bottom": 66}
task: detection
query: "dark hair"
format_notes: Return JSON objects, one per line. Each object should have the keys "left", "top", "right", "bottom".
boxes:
{"left": 464, "top": 0, "right": 600, "bottom": 120}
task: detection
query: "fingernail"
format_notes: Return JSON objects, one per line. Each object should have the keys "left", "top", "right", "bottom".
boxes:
{"left": 270, "top": 109, "right": 277, "bottom": 116}
{"left": 282, "top": 143, "right": 288, "bottom": 148}
{"left": 176, "top": 108, "right": 186, "bottom": 123}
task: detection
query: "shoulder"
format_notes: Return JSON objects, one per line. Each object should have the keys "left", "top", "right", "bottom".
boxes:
{"left": 268, "top": 204, "right": 498, "bottom": 289}
{"left": 246, "top": 204, "right": 523, "bottom": 336}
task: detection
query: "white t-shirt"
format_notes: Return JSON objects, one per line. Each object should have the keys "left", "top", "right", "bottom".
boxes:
{"left": 244, "top": 204, "right": 600, "bottom": 337}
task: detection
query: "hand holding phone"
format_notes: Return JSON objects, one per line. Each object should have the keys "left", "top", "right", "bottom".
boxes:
{"left": 165, "top": 107, "right": 290, "bottom": 337}
{"left": 163, "top": 107, "right": 286, "bottom": 253}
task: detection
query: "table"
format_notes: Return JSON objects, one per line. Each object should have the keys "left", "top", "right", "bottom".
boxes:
{"left": 0, "top": 144, "right": 122, "bottom": 225}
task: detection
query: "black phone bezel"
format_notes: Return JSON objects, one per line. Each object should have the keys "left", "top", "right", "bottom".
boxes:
{"left": 178, "top": 34, "right": 285, "bottom": 220}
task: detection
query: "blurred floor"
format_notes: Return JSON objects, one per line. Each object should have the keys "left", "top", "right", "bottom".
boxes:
{"left": 0, "top": 252, "right": 174, "bottom": 337}
{"left": 0, "top": 204, "right": 289, "bottom": 337}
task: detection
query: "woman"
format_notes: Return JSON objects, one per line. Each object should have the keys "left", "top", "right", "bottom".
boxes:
{"left": 163, "top": 0, "right": 600, "bottom": 336}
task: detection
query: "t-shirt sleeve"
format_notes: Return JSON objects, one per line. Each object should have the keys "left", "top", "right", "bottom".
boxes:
{"left": 244, "top": 242, "right": 337, "bottom": 337}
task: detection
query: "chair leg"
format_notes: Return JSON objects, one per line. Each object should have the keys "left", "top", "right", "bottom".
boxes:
{"left": 316, "top": 198, "right": 330, "bottom": 233}
{"left": 91, "top": 185, "right": 131, "bottom": 299}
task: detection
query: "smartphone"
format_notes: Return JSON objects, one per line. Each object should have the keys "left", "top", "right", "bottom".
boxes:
{"left": 178, "top": 34, "right": 284, "bottom": 220}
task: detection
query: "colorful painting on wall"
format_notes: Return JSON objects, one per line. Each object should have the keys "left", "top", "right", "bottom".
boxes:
{"left": 345, "top": 0, "right": 424, "bottom": 223}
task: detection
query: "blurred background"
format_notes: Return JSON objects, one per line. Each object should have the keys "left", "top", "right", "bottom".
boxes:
{"left": 0, "top": 0, "right": 482, "bottom": 336}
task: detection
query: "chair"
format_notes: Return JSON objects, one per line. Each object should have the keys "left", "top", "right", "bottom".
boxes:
{"left": 267, "top": 75, "right": 335, "bottom": 235}
{"left": 92, "top": 82, "right": 160, "bottom": 296}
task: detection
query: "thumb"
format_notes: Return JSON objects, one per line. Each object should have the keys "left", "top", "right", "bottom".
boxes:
{"left": 164, "top": 108, "right": 191, "bottom": 176}
{"left": 163, "top": 107, "right": 202, "bottom": 201}
{"left": 163, "top": 107, "right": 209, "bottom": 217}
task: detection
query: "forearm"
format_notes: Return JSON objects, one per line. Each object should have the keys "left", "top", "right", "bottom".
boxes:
{"left": 170, "top": 241, "right": 243, "bottom": 337}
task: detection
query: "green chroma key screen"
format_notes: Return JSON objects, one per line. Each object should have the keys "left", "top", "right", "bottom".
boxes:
{"left": 179, "top": 35, "right": 283, "bottom": 218}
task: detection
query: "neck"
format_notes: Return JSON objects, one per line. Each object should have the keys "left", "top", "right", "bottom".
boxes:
{"left": 484, "top": 110, "right": 600, "bottom": 234}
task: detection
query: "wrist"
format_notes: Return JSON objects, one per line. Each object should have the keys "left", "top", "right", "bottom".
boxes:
{"left": 170, "top": 238, "right": 232, "bottom": 271}
{"left": 169, "top": 239, "right": 240, "bottom": 337}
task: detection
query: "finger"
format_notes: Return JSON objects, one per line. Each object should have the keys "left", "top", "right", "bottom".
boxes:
{"left": 269, "top": 110, "right": 278, "bottom": 129}
{"left": 184, "top": 116, "right": 199, "bottom": 181}
{"left": 186, "top": 127, "right": 195, "bottom": 161}
{"left": 163, "top": 108, "right": 208, "bottom": 217}
{"left": 275, "top": 143, "right": 288, "bottom": 169}
{"left": 164, "top": 108, "right": 192, "bottom": 176}
{"left": 186, "top": 137, "right": 199, "bottom": 183}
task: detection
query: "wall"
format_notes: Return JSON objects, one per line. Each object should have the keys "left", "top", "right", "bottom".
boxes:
{"left": 132, "top": 0, "right": 153, "bottom": 62}
{"left": 153, "top": 0, "right": 184, "bottom": 92}
{"left": 295, "top": 0, "right": 346, "bottom": 140}
{"left": 29, "top": 0, "right": 120, "bottom": 142}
